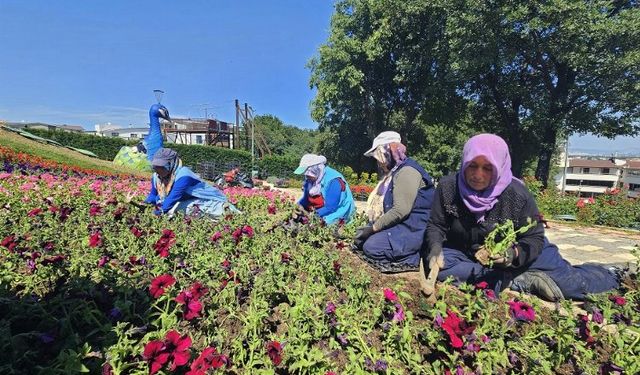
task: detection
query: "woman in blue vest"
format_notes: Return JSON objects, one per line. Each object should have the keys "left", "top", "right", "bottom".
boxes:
{"left": 295, "top": 154, "right": 355, "bottom": 225}
{"left": 353, "top": 131, "right": 435, "bottom": 273}
{"left": 144, "top": 148, "right": 239, "bottom": 218}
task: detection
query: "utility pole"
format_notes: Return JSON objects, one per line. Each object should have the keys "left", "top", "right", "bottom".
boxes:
{"left": 561, "top": 134, "right": 569, "bottom": 194}
{"left": 234, "top": 99, "right": 239, "bottom": 150}
{"left": 246, "top": 103, "right": 255, "bottom": 176}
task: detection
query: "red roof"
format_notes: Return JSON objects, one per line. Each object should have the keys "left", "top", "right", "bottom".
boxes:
{"left": 569, "top": 159, "right": 617, "bottom": 168}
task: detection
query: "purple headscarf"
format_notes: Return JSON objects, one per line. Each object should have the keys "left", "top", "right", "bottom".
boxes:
{"left": 457, "top": 134, "right": 514, "bottom": 222}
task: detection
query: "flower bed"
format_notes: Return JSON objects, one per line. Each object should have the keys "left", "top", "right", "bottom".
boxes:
{"left": 1, "top": 152, "right": 639, "bottom": 374}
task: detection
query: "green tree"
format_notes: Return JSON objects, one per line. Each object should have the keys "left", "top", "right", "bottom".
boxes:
{"left": 309, "top": 0, "right": 465, "bottom": 173}
{"left": 252, "top": 114, "right": 319, "bottom": 158}
{"left": 446, "top": 0, "right": 640, "bottom": 185}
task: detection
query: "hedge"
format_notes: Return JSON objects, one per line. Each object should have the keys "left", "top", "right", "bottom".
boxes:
{"left": 21, "top": 128, "right": 299, "bottom": 178}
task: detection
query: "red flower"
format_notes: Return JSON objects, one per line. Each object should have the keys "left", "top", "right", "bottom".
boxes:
{"left": 1, "top": 235, "right": 18, "bottom": 252}
{"left": 483, "top": 289, "right": 497, "bottom": 301}
{"left": 333, "top": 260, "right": 342, "bottom": 275}
{"left": 242, "top": 225, "right": 254, "bottom": 238}
{"left": 143, "top": 340, "right": 169, "bottom": 375}
{"left": 149, "top": 274, "right": 176, "bottom": 298}
{"left": 507, "top": 300, "right": 536, "bottom": 322}
{"left": 281, "top": 252, "right": 292, "bottom": 264}
{"left": 475, "top": 281, "right": 488, "bottom": 290}
{"left": 608, "top": 295, "right": 626, "bottom": 306}
{"left": 186, "top": 347, "right": 228, "bottom": 375}
{"left": 266, "top": 340, "right": 283, "bottom": 366}
{"left": 210, "top": 231, "right": 223, "bottom": 242}
{"left": 189, "top": 282, "right": 209, "bottom": 299}
{"left": 28, "top": 208, "right": 43, "bottom": 217}
{"left": 577, "top": 314, "right": 595, "bottom": 346}
{"left": 383, "top": 288, "right": 398, "bottom": 303}
{"left": 130, "top": 226, "right": 143, "bottom": 238}
{"left": 176, "top": 290, "right": 203, "bottom": 320}
{"left": 154, "top": 229, "right": 176, "bottom": 258}
{"left": 268, "top": 203, "right": 276, "bottom": 214}
{"left": 89, "top": 204, "right": 102, "bottom": 217}
{"left": 89, "top": 232, "right": 103, "bottom": 248}
{"left": 163, "top": 330, "right": 192, "bottom": 371}
{"left": 441, "top": 310, "right": 475, "bottom": 349}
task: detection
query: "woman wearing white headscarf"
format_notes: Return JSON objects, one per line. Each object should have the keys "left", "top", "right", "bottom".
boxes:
{"left": 354, "top": 131, "right": 435, "bottom": 273}
{"left": 144, "top": 148, "right": 238, "bottom": 218}
{"left": 294, "top": 153, "right": 355, "bottom": 225}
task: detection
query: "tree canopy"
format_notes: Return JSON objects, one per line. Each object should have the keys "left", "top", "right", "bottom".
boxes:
{"left": 310, "top": 0, "right": 639, "bottom": 184}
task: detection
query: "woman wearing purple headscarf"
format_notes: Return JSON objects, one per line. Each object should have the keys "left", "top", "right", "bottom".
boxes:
{"left": 353, "top": 131, "right": 435, "bottom": 273}
{"left": 424, "top": 134, "right": 619, "bottom": 301}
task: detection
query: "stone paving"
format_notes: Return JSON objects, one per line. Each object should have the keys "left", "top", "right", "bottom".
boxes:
{"left": 545, "top": 223, "right": 639, "bottom": 267}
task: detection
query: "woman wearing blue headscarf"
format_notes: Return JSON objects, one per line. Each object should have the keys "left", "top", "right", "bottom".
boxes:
{"left": 144, "top": 148, "right": 238, "bottom": 218}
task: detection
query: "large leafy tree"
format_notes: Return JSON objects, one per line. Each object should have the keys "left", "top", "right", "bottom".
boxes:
{"left": 445, "top": 0, "right": 639, "bottom": 184}
{"left": 252, "top": 115, "right": 319, "bottom": 157}
{"left": 311, "top": 0, "right": 639, "bottom": 184}
{"left": 309, "top": 0, "right": 466, "bottom": 174}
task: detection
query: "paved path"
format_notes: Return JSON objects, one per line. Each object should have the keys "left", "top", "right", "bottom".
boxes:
{"left": 273, "top": 187, "right": 639, "bottom": 267}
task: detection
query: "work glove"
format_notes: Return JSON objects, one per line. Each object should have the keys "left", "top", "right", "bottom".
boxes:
{"left": 353, "top": 225, "right": 374, "bottom": 249}
{"left": 489, "top": 245, "right": 518, "bottom": 268}
{"left": 427, "top": 244, "right": 444, "bottom": 270}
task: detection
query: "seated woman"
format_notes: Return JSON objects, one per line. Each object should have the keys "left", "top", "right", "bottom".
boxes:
{"left": 295, "top": 153, "right": 355, "bottom": 225}
{"left": 354, "top": 131, "right": 435, "bottom": 273}
{"left": 144, "top": 148, "right": 239, "bottom": 218}
{"left": 424, "top": 134, "right": 619, "bottom": 300}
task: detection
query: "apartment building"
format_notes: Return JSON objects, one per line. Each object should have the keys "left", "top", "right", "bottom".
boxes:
{"left": 622, "top": 160, "right": 640, "bottom": 198}
{"left": 557, "top": 159, "right": 623, "bottom": 197}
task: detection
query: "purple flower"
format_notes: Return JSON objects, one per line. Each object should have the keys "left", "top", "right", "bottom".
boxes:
{"left": 507, "top": 300, "right": 535, "bottom": 322}
{"left": 109, "top": 307, "right": 122, "bottom": 321}
{"left": 40, "top": 332, "right": 55, "bottom": 344}
{"left": 598, "top": 361, "right": 624, "bottom": 375}
{"left": 336, "top": 333, "right": 348, "bottom": 347}
{"left": 374, "top": 359, "right": 388, "bottom": 372}
{"left": 325, "top": 302, "right": 336, "bottom": 315}
{"left": 434, "top": 313, "right": 444, "bottom": 327}
{"left": 392, "top": 303, "right": 405, "bottom": 322}
{"left": 591, "top": 308, "right": 604, "bottom": 324}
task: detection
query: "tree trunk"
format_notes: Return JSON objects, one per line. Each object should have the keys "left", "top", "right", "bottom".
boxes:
{"left": 534, "top": 124, "right": 558, "bottom": 188}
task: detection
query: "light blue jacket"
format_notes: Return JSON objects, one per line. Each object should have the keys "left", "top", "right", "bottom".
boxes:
{"left": 299, "top": 166, "right": 355, "bottom": 225}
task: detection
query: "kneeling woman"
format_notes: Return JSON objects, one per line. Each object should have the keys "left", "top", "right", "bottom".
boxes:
{"left": 355, "top": 131, "right": 435, "bottom": 273}
{"left": 144, "top": 148, "right": 238, "bottom": 218}
{"left": 424, "top": 134, "right": 619, "bottom": 300}
{"left": 295, "top": 154, "right": 355, "bottom": 225}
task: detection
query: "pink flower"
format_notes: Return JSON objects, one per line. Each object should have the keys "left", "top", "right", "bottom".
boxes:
{"left": 507, "top": 300, "right": 536, "bottom": 322}
{"left": 475, "top": 281, "right": 488, "bottom": 290}
{"left": 392, "top": 303, "right": 405, "bottom": 322}
{"left": 268, "top": 203, "right": 276, "bottom": 214}
{"left": 149, "top": 274, "right": 176, "bottom": 298}
{"left": 98, "top": 255, "right": 109, "bottom": 267}
{"left": 154, "top": 229, "right": 176, "bottom": 258}
{"left": 130, "top": 226, "right": 143, "bottom": 238}
{"left": 483, "top": 289, "right": 497, "bottom": 301}
{"left": 383, "top": 288, "right": 398, "bottom": 303}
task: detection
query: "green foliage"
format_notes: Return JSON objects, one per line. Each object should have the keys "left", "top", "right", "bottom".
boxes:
{"left": 24, "top": 128, "right": 135, "bottom": 160}
{"left": 252, "top": 115, "right": 320, "bottom": 158}
{"left": 256, "top": 154, "right": 299, "bottom": 179}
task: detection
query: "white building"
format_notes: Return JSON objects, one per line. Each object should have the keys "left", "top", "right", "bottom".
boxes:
{"left": 557, "top": 159, "right": 623, "bottom": 197}
{"left": 94, "top": 123, "right": 148, "bottom": 140}
{"left": 622, "top": 160, "right": 640, "bottom": 198}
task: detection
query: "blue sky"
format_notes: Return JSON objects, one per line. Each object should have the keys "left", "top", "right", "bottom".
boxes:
{"left": 0, "top": 1, "right": 637, "bottom": 154}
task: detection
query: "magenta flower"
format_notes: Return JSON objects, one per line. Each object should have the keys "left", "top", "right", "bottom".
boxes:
{"left": 507, "top": 300, "right": 536, "bottom": 322}
{"left": 441, "top": 310, "right": 475, "bottom": 349}
{"left": 143, "top": 340, "right": 169, "bottom": 375}
{"left": 189, "top": 282, "right": 209, "bottom": 299}
{"left": 88, "top": 232, "right": 103, "bottom": 248}
{"left": 281, "top": 252, "right": 292, "bottom": 264}
{"left": 325, "top": 302, "right": 336, "bottom": 315}
{"left": 392, "top": 303, "right": 405, "bottom": 322}
{"left": 475, "top": 281, "right": 488, "bottom": 290}
{"left": 242, "top": 225, "right": 254, "bottom": 238}
{"left": 577, "top": 314, "right": 595, "bottom": 346}
{"left": 383, "top": 288, "right": 398, "bottom": 303}
{"left": 176, "top": 290, "right": 203, "bottom": 320}
{"left": 483, "top": 289, "right": 497, "bottom": 301}
{"left": 268, "top": 203, "right": 276, "bottom": 214}
{"left": 592, "top": 308, "right": 604, "bottom": 324}
{"left": 154, "top": 229, "right": 176, "bottom": 258}
{"left": 27, "top": 208, "right": 43, "bottom": 217}
{"left": 210, "top": 231, "right": 222, "bottom": 242}
{"left": 98, "top": 255, "right": 109, "bottom": 268}
{"left": 163, "top": 330, "right": 192, "bottom": 371}
{"left": 89, "top": 204, "right": 102, "bottom": 217}
{"left": 1, "top": 235, "right": 18, "bottom": 252}
{"left": 130, "top": 226, "right": 143, "bottom": 238}
{"left": 608, "top": 295, "right": 626, "bottom": 306}
{"left": 186, "top": 347, "right": 228, "bottom": 375}
{"left": 266, "top": 340, "right": 283, "bottom": 366}
{"left": 149, "top": 274, "right": 176, "bottom": 298}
